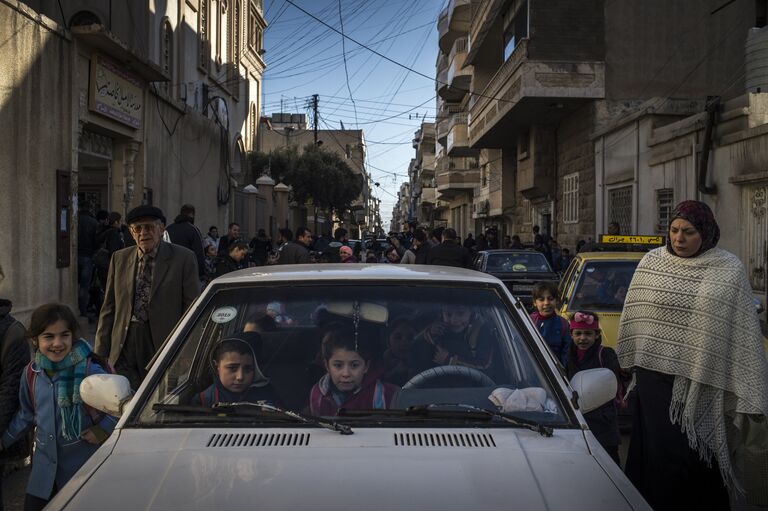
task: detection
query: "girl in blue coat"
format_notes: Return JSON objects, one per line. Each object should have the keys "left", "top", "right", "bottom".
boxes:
{"left": 0, "top": 303, "right": 117, "bottom": 511}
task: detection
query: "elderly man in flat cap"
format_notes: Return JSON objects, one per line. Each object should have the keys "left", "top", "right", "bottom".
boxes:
{"left": 95, "top": 205, "right": 199, "bottom": 389}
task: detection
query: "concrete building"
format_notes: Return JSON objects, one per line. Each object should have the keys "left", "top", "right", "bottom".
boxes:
{"left": 592, "top": 91, "right": 768, "bottom": 312}
{"left": 434, "top": 0, "right": 480, "bottom": 239}
{"left": 407, "top": 122, "right": 441, "bottom": 227}
{"left": 258, "top": 112, "right": 374, "bottom": 238}
{"left": 0, "top": 0, "right": 266, "bottom": 322}
{"left": 462, "top": 0, "right": 760, "bottom": 253}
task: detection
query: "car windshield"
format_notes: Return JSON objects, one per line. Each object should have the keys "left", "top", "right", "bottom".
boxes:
{"left": 133, "top": 283, "right": 570, "bottom": 428}
{"left": 568, "top": 261, "right": 640, "bottom": 311}
{"left": 486, "top": 253, "right": 552, "bottom": 273}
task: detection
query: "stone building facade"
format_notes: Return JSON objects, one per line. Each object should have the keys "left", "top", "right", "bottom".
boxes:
{"left": 0, "top": 0, "right": 266, "bottom": 322}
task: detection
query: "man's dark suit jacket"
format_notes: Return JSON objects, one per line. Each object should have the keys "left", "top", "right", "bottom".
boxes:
{"left": 95, "top": 241, "right": 199, "bottom": 365}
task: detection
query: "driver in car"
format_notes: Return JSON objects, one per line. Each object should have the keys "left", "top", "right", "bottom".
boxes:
{"left": 408, "top": 305, "right": 501, "bottom": 381}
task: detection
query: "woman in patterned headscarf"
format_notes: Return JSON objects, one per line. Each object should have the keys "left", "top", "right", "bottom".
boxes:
{"left": 616, "top": 200, "right": 768, "bottom": 510}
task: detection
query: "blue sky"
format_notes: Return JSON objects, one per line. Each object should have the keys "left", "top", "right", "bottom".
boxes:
{"left": 262, "top": 0, "right": 445, "bottom": 227}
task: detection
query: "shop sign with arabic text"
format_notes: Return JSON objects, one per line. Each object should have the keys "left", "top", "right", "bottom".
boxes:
{"left": 89, "top": 54, "right": 143, "bottom": 129}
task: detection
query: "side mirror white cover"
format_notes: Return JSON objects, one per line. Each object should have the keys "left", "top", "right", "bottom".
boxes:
{"left": 80, "top": 374, "right": 133, "bottom": 417}
{"left": 570, "top": 368, "right": 617, "bottom": 414}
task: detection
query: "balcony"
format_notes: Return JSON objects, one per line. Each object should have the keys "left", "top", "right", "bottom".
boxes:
{"left": 446, "top": 37, "right": 470, "bottom": 96}
{"left": 420, "top": 186, "right": 437, "bottom": 205}
{"left": 446, "top": 113, "right": 474, "bottom": 156}
{"left": 468, "top": 39, "right": 605, "bottom": 148}
{"left": 439, "top": 0, "right": 471, "bottom": 54}
{"left": 436, "top": 156, "right": 480, "bottom": 198}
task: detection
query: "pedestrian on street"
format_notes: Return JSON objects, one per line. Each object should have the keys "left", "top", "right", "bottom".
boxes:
{"left": 95, "top": 205, "right": 199, "bottom": 390}
{"left": 1, "top": 304, "right": 117, "bottom": 511}
{"left": 276, "top": 227, "right": 311, "bottom": 265}
{"left": 339, "top": 245, "right": 357, "bottom": 263}
{"left": 0, "top": 299, "right": 30, "bottom": 511}
{"left": 616, "top": 200, "right": 768, "bottom": 510}
{"left": 217, "top": 223, "right": 241, "bottom": 259}
{"left": 165, "top": 204, "right": 206, "bottom": 281}
{"left": 565, "top": 311, "right": 621, "bottom": 465}
{"left": 426, "top": 228, "right": 471, "bottom": 268}
{"left": 216, "top": 242, "right": 248, "bottom": 277}
{"left": 249, "top": 228, "right": 272, "bottom": 266}
{"left": 412, "top": 228, "right": 431, "bottom": 264}
{"left": 204, "top": 226, "right": 220, "bottom": 253}
{"left": 463, "top": 233, "right": 476, "bottom": 251}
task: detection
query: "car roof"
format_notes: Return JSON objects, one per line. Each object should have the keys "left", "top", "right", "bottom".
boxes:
{"left": 575, "top": 251, "right": 646, "bottom": 261}
{"left": 478, "top": 249, "right": 539, "bottom": 255}
{"left": 212, "top": 263, "right": 503, "bottom": 286}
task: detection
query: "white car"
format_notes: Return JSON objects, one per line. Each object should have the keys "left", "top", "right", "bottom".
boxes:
{"left": 52, "top": 265, "right": 650, "bottom": 510}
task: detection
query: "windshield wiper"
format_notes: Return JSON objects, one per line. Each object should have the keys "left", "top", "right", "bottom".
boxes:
{"left": 338, "top": 403, "right": 553, "bottom": 437}
{"left": 153, "top": 402, "right": 353, "bottom": 435}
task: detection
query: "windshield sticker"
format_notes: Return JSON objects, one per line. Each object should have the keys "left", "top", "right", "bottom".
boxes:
{"left": 211, "top": 306, "right": 238, "bottom": 324}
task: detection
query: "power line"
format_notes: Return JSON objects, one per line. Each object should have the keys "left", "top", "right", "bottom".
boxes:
{"left": 282, "top": 0, "right": 512, "bottom": 105}
{"left": 338, "top": 0, "right": 359, "bottom": 129}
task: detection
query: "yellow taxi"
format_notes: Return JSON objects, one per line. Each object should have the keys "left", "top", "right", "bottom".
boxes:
{"left": 557, "top": 235, "right": 664, "bottom": 348}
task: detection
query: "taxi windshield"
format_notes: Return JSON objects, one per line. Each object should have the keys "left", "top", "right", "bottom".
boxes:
{"left": 486, "top": 253, "right": 552, "bottom": 273}
{"left": 569, "top": 261, "right": 640, "bottom": 311}
{"left": 133, "top": 284, "right": 570, "bottom": 428}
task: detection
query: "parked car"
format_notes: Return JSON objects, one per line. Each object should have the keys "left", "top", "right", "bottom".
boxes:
{"left": 472, "top": 249, "right": 559, "bottom": 309}
{"left": 557, "top": 252, "right": 644, "bottom": 349}
{"left": 57, "top": 265, "right": 650, "bottom": 511}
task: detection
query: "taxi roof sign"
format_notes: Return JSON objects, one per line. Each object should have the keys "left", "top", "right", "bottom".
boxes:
{"left": 599, "top": 235, "right": 665, "bottom": 245}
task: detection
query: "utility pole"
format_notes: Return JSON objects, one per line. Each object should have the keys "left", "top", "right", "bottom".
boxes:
{"left": 311, "top": 94, "right": 319, "bottom": 145}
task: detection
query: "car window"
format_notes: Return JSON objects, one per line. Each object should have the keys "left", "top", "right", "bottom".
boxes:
{"left": 486, "top": 253, "right": 552, "bottom": 272}
{"left": 568, "top": 261, "right": 639, "bottom": 311}
{"left": 135, "top": 284, "right": 570, "bottom": 427}
{"left": 558, "top": 258, "right": 579, "bottom": 301}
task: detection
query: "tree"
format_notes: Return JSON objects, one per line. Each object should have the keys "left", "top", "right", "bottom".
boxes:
{"left": 248, "top": 145, "right": 362, "bottom": 216}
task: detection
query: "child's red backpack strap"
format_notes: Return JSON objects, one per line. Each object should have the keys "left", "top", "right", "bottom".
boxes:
{"left": 25, "top": 362, "right": 36, "bottom": 411}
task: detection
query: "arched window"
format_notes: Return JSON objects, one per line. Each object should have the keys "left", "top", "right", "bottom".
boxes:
{"left": 160, "top": 19, "right": 173, "bottom": 95}
{"left": 233, "top": 136, "right": 246, "bottom": 176}
{"left": 70, "top": 11, "right": 101, "bottom": 27}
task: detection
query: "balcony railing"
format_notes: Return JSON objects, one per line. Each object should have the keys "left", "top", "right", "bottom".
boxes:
{"left": 470, "top": 39, "right": 528, "bottom": 117}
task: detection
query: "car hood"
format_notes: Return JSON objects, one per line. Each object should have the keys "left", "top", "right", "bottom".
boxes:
{"left": 55, "top": 428, "right": 647, "bottom": 511}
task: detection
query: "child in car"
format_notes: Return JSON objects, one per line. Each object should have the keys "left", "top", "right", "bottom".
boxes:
{"left": 565, "top": 311, "right": 621, "bottom": 464}
{"left": 198, "top": 333, "right": 279, "bottom": 407}
{"left": 408, "top": 304, "right": 501, "bottom": 381}
{"left": 381, "top": 317, "right": 417, "bottom": 386}
{"left": 0, "top": 303, "right": 117, "bottom": 510}
{"left": 530, "top": 282, "right": 571, "bottom": 366}
{"left": 309, "top": 327, "right": 398, "bottom": 416}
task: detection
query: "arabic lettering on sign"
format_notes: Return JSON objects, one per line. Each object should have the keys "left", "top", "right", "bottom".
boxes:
{"left": 89, "top": 55, "right": 143, "bottom": 129}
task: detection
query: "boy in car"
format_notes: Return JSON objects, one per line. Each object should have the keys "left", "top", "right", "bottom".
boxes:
{"left": 408, "top": 304, "right": 502, "bottom": 382}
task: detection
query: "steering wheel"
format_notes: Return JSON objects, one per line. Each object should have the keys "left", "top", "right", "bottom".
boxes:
{"left": 402, "top": 365, "right": 496, "bottom": 390}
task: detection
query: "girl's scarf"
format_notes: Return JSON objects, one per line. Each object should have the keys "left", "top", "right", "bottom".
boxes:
{"left": 35, "top": 339, "right": 92, "bottom": 441}
{"left": 617, "top": 246, "right": 768, "bottom": 493}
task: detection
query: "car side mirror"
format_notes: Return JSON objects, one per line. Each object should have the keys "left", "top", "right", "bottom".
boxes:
{"left": 80, "top": 374, "right": 133, "bottom": 417}
{"left": 570, "top": 368, "right": 617, "bottom": 414}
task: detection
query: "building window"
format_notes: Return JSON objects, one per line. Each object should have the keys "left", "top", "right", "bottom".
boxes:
{"left": 655, "top": 188, "right": 674, "bottom": 234}
{"left": 503, "top": 0, "right": 528, "bottom": 61}
{"left": 608, "top": 185, "right": 633, "bottom": 235}
{"left": 563, "top": 173, "right": 579, "bottom": 224}
{"left": 199, "top": 0, "right": 209, "bottom": 71}
{"left": 229, "top": 0, "right": 240, "bottom": 95}
{"left": 250, "top": 102, "right": 257, "bottom": 150}
{"left": 248, "top": 2, "right": 262, "bottom": 52}
{"left": 160, "top": 19, "right": 173, "bottom": 95}
{"left": 481, "top": 164, "right": 488, "bottom": 187}
{"left": 522, "top": 198, "right": 532, "bottom": 224}
{"left": 518, "top": 130, "right": 530, "bottom": 160}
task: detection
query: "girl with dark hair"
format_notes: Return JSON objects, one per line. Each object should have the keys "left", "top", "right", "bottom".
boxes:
{"left": 308, "top": 328, "right": 398, "bottom": 416}
{"left": 565, "top": 311, "right": 621, "bottom": 464}
{"left": 0, "top": 303, "right": 116, "bottom": 511}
